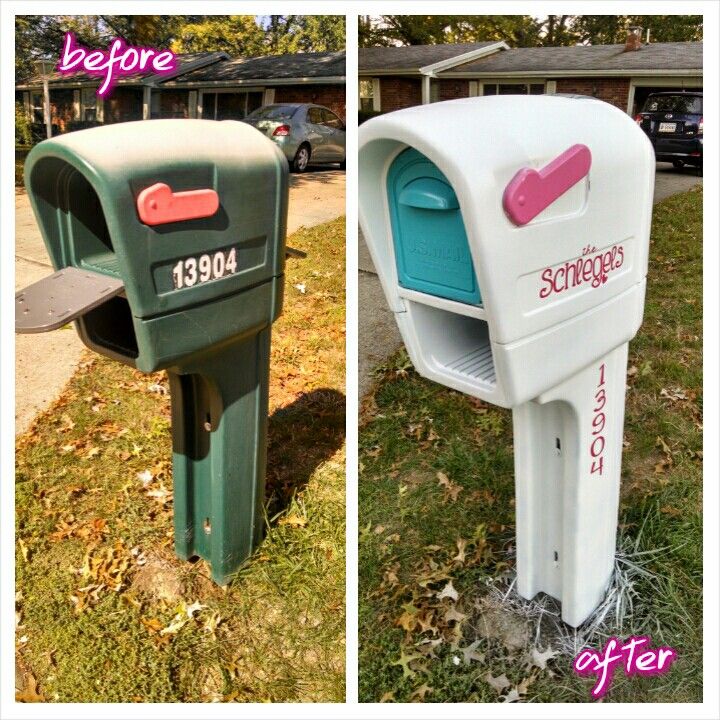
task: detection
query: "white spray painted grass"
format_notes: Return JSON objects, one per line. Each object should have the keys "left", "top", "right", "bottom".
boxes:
{"left": 484, "top": 524, "right": 677, "bottom": 658}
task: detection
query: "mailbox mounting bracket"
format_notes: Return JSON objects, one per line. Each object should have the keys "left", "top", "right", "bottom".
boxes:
{"left": 15, "top": 267, "right": 125, "bottom": 334}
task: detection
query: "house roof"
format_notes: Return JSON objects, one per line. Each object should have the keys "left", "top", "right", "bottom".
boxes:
{"left": 174, "top": 50, "right": 346, "bottom": 83}
{"left": 18, "top": 52, "right": 228, "bottom": 88}
{"left": 359, "top": 41, "right": 702, "bottom": 77}
{"left": 359, "top": 42, "right": 499, "bottom": 71}
{"left": 17, "top": 50, "right": 346, "bottom": 89}
{"left": 442, "top": 41, "right": 702, "bottom": 75}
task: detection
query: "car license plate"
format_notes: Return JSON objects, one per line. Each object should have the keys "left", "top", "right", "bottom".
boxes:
{"left": 658, "top": 122, "right": 677, "bottom": 133}
{"left": 171, "top": 248, "right": 238, "bottom": 289}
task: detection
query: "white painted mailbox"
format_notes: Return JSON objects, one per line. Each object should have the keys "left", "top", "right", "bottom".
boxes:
{"left": 359, "top": 95, "right": 655, "bottom": 627}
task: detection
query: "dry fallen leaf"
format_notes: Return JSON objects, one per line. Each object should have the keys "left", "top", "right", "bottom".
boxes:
{"left": 15, "top": 672, "right": 45, "bottom": 703}
{"left": 530, "top": 646, "right": 558, "bottom": 671}
{"left": 279, "top": 514, "right": 307, "bottom": 528}
{"left": 185, "top": 601, "right": 206, "bottom": 619}
{"left": 453, "top": 538, "right": 467, "bottom": 565}
{"left": 444, "top": 606, "right": 466, "bottom": 624}
{"left": 410, "top": 683, "right": 433, "bottom": 702}
{"left": 436, "top": 580, "right": 459, "bottom": 602}
{"left": 484, "top": 671, "right": 511, "bottom": 694}
{"left": 436, "top": 471, "right": 462, "bottom": 502}
{"left": 203, "top": 611, "right": 223, "bottom": 636}
{"left": 391, "top": 648, "right": 424, "bottom": 680}
{"left": 160, "top": 614, "right": 188, "bottom": 636}
{"left": 459, "top": 639, "right": 485, "bottom": 665}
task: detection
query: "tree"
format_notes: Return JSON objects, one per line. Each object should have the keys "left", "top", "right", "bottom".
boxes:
{"left": 173, "top": 15, "right": 344, "bottom": 55}
{"left": 259, "top": 15, "right": 345, "bottom": 53}
{"left": 570, "top": 15, "right": 703, "bottom": 45}
{"left": 292, "top": 15, "right": 346, "bottom": 52}
{"left": 358, "top": 15, "right": 553, "bottom": 47}
{"left": 97, "top": 15, "right": 188, "bottom": 47}
{"left": 15, "top": 15, "right": 104, "bottom": 82}
{"left": 15, "top": 14, "right": 345, "bottom": 82}
{"left": 170, "top": 16, "right": 266, "bottom": 56}
{"left": 358, "top": 14, "right": 703, "bottom": 48}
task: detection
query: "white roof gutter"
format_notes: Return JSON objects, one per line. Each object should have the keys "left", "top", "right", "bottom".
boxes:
{"left": 419, "top": 41, "right": 510, "bottom": 77}
{"left": 17, "top": 75, "right": 346, "bottom": 91}
{"left": 439, "top": 68, "right": 702, "bottom": 79}
{"left": 162, "top": 76, "right": 346, "bottom": 88}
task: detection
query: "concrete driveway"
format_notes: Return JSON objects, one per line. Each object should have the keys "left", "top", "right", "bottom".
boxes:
{"left": 15, "top": 169, "right": 345, "bottom": 434}
{"left": 358, "top": 162, "right": 702, "bottom": 397}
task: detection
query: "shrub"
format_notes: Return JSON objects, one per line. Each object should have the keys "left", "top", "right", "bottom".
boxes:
{"left": 15, "top": 102, "right": 31, "bottom": 147}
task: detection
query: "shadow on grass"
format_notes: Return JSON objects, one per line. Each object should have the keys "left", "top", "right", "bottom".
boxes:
{"left": 266, "top": 387, "right": 345, "bottom": 518}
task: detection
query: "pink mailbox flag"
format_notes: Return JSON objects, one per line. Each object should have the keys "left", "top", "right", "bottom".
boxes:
{"left": 503, "top": 144, "right": 592, "bottom": 226}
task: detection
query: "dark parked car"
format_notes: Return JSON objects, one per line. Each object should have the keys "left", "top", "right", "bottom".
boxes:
{"left": 243, "top": 103, "right": 346, "bottom": 172}
{"left": 635, "top": 91, "right": 703, "bottom": 172}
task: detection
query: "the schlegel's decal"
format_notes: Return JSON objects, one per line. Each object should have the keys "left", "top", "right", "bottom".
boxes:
{"left": 539, "top": 244, "right": 625, "bottom": 299}
{"left": 503, "top": 144, "right": 592, "bottom": 225}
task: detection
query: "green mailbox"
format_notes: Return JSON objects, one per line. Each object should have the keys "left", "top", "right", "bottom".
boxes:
{"left": 16, "top": 119, "right": 290, "bottom": 584}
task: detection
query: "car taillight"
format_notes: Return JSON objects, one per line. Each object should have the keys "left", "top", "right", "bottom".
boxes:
{"left": 634, "top": 114, "right": 644, "bottom": 125}
{"left": 273, "top": 124, "right": 290, "bottom": 137}
{"left": 698, "top": 117, "right": 703, "bottom": 135}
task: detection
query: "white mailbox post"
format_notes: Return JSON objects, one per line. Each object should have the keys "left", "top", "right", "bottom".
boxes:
{"left": 359, "top": 95, "right": 655, "bottom": 627}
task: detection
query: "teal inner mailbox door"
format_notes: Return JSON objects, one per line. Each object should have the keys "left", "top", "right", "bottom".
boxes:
{"left": 387, "top": 147, "right": 481, "bottom": 305}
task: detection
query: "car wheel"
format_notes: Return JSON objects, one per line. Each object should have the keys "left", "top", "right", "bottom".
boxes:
{"left": 292, "top": 144, "right": 311, "bottom": 173}
{"left": 672, "top": 160, "right": 684, "bottom": 169}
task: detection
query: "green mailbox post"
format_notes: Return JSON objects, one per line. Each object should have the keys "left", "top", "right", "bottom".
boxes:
{"left": 16, "top": 119, "right": 290, "bottom": 584}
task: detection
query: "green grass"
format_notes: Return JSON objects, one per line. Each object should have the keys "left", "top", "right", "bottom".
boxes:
{"left": 15, "top": 217, "right": 346, "bottom": 703}
{"left": 358, "top": 187, "right": 702, "bottom": 703}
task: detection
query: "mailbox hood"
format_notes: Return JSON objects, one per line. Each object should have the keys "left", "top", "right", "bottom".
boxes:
{"left": 360, "top": 95, "right": 655, "bottom": 406}
{"left": 24, "top": 119, "right": 289, "bottom": 372}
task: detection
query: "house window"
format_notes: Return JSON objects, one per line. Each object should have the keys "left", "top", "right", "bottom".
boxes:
{"left": 359, "top": 79, "right": 375, "bottom": 112}
{"left": 430, "top": 80, "right": 440, "bottom": 103}
{"left": 31, "top": 92, "right": 44, "bottom": 123}
{"left": 105, "top": 87, "right": 143, "bottom": 124}
{"left": 81, "top": 88, "right": 97, "bottom": 122}
{"left": 202, "top": 91, "right": 264, "bottom": 120}
{"left": 49, "top": 89, "right": 75, "bottom": 132}
{"left": 483, "top": 82, "right": 545, "bottom": 96}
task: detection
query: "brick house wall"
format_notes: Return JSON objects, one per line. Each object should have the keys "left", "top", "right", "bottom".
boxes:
{"left": 555, "top": 77, "right": 630, "bottom": 111}
{"left": 275, "top": 84, "right": 345, "bottom": 120}
{"left": 437, "top": 79, "right": 470, "bottom": 102}
{"left": 379, "top": 77, "right": 422, "bottom": 112}
{"left": 368, "top": 75, "right": 633, "bottom": 113}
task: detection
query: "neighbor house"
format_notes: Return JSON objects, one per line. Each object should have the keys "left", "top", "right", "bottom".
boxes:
{"left": 16, "top": 49, "right": 346, "bottom": 138}
{"left": 359, "top": 30, "right": 702, "bottom": 117}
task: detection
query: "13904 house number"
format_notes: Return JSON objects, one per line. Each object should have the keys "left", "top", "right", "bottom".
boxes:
{"left": 590, "top": 362, "right": 607, "bottom": 475}
{"left": 172, "top": 248, "right": 238, "bottom": 289}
